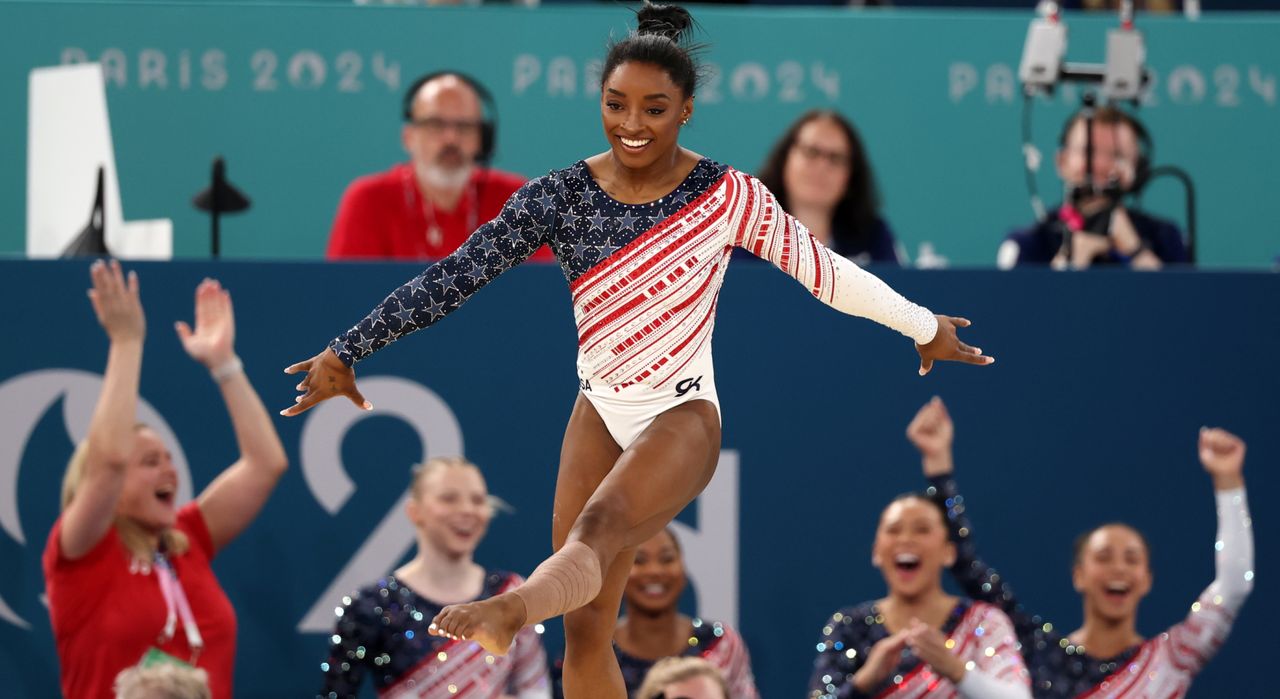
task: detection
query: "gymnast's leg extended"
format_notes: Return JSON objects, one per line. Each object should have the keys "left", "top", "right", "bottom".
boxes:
{"left": 429, "top": 394, "right": 720, "bottom": 698}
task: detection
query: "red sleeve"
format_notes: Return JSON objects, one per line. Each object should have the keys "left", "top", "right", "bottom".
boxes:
{"left": 178, "top": 502, "right": 216, "bottom": 560}
{"left": 326, "top": 178, "right": 390, "bottom": 260}
{"left": 43, "top": 516, "right": 123, "bottom": 628}
{"left": 44, "top": 516, "right": 120, "bottom": 571}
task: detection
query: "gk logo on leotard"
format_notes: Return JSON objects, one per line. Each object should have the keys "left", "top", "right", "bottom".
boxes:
{"left": 675, "top": 376, "right": 703, "bottom": 396}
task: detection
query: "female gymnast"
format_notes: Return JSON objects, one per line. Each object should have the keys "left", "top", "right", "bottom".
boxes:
{"left": 283, "top": 5, "right": 991, "bottom": 697}
{"left": 550, "top": 527, "right": 757, "bottom": 697}
{"left": 906, "top": 397, "right": 1254, "bottom": 698}
{"left": 807, "top": 494, "right": 1030, "bottom": 698}
{"left": 318, "top": 457, "right": 550, "bottom": 698}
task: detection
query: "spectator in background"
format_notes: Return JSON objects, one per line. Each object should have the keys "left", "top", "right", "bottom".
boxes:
{"left": 635, "top": 657, "right": 729, "bottom": 699}
{"left": 115, "top": 664, "right": 211, "bottom": 699}
{"left": 318, "top": 457, "right": 551, "bottom": 699}
{"left": 553, "top": 528, "right": 758, "bottom": 698}
{"left": 758, "top": 109, "right": 901, "bottom": 265}
{"left": 907, "top": 396, "right": 1254, "bottom": 698}
{"left": 45, "top": 262, "right": 289, "bottom": 699}
{"left": 999, "top": 106, "right": 1186, "bottom": 270}
{"left": 326, "top": 71, "right": 552, "bottom": 261}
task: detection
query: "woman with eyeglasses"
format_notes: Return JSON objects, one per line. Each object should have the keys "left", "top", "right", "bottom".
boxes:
{"left": 907, "top": 397, "right": 1254, "bottom": 698}
{"left": 281, "top": 4, "right": 990, "bottom": 697}
{"left": 758, "top": 110, "right": 901, "bottom": 266}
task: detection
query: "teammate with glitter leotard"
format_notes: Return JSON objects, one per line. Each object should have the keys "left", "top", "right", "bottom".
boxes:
{"left": 807, "top": 493, "right": 1031, "bottom": 699}
{"left": 317, "top": 458, "right": 550, "bottom": 699}
{"left": 906, "top": 397, "right": 1254, "bottom": 699}
{"left": 282, "top": 6, "right": 993, "bottom": 698}
{"left": 551, "top": 528, "right": 759, "bottom": 698}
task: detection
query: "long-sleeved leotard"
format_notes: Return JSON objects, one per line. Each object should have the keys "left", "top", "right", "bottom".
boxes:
{"left": 928, "top": 475, "right": 1254, "bottom": 698}
{"left": 328, "top": 159, "right": 937, "bottom": 388}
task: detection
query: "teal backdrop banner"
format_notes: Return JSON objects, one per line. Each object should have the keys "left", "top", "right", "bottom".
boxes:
{"left": 2, "top": 2, "right": 1278, "bottom": 266}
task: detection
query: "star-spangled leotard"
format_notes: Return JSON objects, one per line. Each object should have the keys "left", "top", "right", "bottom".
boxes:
{"left": 330, "top": 158, "right": 938, "bottom": 393}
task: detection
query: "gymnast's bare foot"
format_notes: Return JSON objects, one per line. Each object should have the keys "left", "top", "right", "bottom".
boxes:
{"left": 428, "top": 592, "right": 528, "bottom": 656}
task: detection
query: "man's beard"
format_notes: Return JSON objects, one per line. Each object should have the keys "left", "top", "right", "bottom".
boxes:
{"left": 417, "top": 149, "right": 474, "bottom": 191}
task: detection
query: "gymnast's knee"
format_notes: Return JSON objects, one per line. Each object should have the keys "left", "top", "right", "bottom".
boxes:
{"left": 569, "top": 498, "right": 630, "bottom": 554}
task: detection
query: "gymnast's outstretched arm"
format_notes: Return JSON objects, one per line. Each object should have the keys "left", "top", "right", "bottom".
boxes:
{"left": 281, "top": 176, "right": 559, "bottom": 416}
{"left": 732, "top": 172, "right": 992, "bottom": 375}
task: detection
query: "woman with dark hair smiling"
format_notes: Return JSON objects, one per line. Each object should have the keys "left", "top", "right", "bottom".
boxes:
{"left": 808, "top": 491, "right": 1031, "bottom": 698}
{"left": 758, "top": 110, "right": 900, "bottom": 265}
{"left": 281, "top": 4, "right": 991, "bottom": 696}
{"left": 906, "top": 397, "right": 1254, "bottom": 698}
{"left": 550, "top": 528, "right": 758, "bottom": 698}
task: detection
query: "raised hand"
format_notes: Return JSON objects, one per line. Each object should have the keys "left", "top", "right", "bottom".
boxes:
{"left": 916, "top": 316, "right": 994, "bottom": 376}
{"left": 1199, "top": 427, "right": 1245, "bottom": 491}
{"left": 87, "top": 259, "right": 144, "bottom": 342}
{"left": 906, "top": 396, "right": 954, "bottom": 476}
{"left": 280, "top": 348, "right": 371, "bottom": 417}
{"left": 852, "top": 629, "right": 910, "bottom": 693}
{"left": 904, "top": 618, "right": 966, "bottom": 684}
{"left": 175, "top": 278, "right": 235, "bottom": 369}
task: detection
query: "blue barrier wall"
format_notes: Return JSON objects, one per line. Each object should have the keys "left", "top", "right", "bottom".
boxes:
{"left": 0, "top": 259, "right": 1275, "bottom": 697}
{"left": 2, "top": 2, "right": 1279, "bottom": 267}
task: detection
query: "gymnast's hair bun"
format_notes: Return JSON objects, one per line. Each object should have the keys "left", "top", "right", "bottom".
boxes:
{"left": 636, "top": 3, "right": 694, "bottom": 44}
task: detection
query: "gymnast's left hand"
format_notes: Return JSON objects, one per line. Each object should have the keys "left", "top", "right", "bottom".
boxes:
{"left": 280, "top": 348, "right": 372, "bottom": 417}
{"left": 915, "top": 315, "right": 994, "bottom": 376}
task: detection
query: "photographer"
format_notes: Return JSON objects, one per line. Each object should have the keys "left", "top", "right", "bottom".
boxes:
{"left": 998, "top": 106, "right": 1187, "bottom": 270}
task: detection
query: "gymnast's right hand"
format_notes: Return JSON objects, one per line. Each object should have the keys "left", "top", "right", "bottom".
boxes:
{"left": 280, "top": 348, "right": 372, "bottom": 416}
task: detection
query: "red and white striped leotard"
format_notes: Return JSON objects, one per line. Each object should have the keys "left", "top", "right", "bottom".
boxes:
{"left": 331, "top": 158, "right": 937, "bottom": 446}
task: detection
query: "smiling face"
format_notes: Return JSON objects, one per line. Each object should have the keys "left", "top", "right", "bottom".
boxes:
{"left": 1073, "top": 525, "right": 1152, "bottom": 624}
{"left": 114, "top": 427, "right": 179, "bottom": 532}
{"left": 600, "top": 61, "right": 693, "bottom": 170}
{"left": 406, "top": 463, "right": 492, "bottom": 560}
{"left": 625, "top": 528, "right": 686, "bottom": 615}
{"left": 871, "top": 496, "right": 955, "bottom": 600}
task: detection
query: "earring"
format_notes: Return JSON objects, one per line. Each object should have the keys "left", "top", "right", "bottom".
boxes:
{"left": 680, "top": 116, "right": 690, "bottom": 126}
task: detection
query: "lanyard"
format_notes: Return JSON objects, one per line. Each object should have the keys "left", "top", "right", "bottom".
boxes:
{"left": 154, "top": 554, "right": 204, "bottom": 662}
{"left": 403, "top": 168, "right": 478, "bottom": 250}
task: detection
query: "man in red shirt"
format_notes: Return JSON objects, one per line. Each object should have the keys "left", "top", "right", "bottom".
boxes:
{"left": 326, "top": 71, "right": 553, "bottom": 261}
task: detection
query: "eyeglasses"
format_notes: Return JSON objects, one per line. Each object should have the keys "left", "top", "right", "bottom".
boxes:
{"left": 408, "top": 117, "right": 484, "bottom": 137}
{"left": 792, "top": 142, "right": 851, "bottom": 169}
